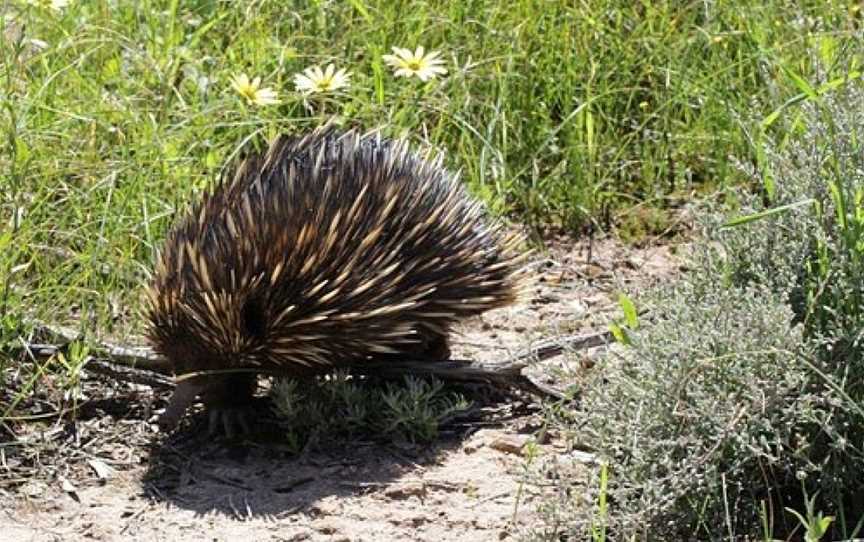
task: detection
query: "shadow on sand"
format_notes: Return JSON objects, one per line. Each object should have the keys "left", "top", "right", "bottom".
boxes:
{"left": 141, "top": 386, "right": 533, "bottom": 519}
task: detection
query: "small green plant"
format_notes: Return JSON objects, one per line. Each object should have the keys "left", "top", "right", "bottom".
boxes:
{"left": 786, "top": 490, "right": 834, "bottom": 542}
{"left": 607, "top": 292, "right": 638, "bottom": 346}
{"left": 270, "top": 372, "right": 470, "bottom": 451}
{"left": 55, "top": 340, "right": 90, "bottom": 406}
{"left": 591, "top": 462, "right": 609, "bottom": 542}
{"left": 379, "top": 376, "right": 469, "bottom": 442}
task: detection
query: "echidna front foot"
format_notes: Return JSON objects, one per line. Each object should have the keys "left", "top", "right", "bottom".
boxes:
{"left": 158, "top": 373, "right": 257, "bottom": 437}
{"left": 207, "top": 406, "right": 252, "bottom": 439}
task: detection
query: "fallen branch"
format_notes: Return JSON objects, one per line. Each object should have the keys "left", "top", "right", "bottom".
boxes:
{"left": 84, "top": 359, "right": 175, "bottom": 391}
{"left": 23, "top": 321, "right": 171, "bottom": 372}
{"left": 14, "top": 343, "right": 174, "bottom": 391}
{"left": 351, "top": 330, "right": 612, "bottom": 399}
{"left": 13, "top": 322, "right": 611, "bottom": 401}
{"left": 508, "top": 331, "right": 612, "bottom": 365}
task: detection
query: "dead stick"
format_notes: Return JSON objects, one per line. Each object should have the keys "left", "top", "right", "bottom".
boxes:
{"left": 14, "top": 329, "right": 611, "bottom": 399}
{"left": 12, "top": 342, "right": 175, "bottom": 391}
{"left": 23, "top": 321, "right": 170, "bottom": 372}
{"left": 84, "top": 359, "right": 175, "bottom": 391}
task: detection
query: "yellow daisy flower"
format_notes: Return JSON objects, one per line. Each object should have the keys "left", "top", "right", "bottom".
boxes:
{"left": 382, "top": 46, "right": 448, "bottom": 81}
{"left": 230, "top": 73, "right": 279, "bottom": 106}
{"left": 293, "top": 63, "right": 352, "bottom": 95}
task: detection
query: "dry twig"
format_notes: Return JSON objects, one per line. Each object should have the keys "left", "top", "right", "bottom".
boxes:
{"left": 13, "top": 322, "right": 611, "bottom": 400}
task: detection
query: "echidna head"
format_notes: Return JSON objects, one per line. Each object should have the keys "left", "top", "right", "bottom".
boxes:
{"left": 153, "top": 322, "right": 223, "bottom": 376}
{"left": 147, "top": 292, "right": 266, "bottom": 377}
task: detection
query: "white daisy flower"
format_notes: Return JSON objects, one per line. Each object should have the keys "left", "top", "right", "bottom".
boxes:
{"left": 230, "top": 73, "right": 279, "bottom": 106}
{"left": 382, "top": 46, "right": 448, "bottom": 81}
{"left": 293, "top": 63, "right": 352, "bottom": 95}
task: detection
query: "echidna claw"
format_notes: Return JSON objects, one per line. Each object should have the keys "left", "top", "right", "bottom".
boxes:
{"left": 207, "top": 407, "right": 252, "bottom": 439}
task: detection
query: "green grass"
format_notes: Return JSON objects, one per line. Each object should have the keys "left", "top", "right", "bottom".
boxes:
{"left": 1, "top": 0, "right": 861, "bottom": 342}
{"left": 3, "top": 1, "right": 864, "bottom": 535}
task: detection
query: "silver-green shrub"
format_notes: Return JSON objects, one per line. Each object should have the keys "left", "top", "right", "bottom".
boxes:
{"left": 571, "top": 280, "right": 812, "bottom": 538}
{"left": 270, "top": 372, "right": 470, "bottom": 451}
{"left": 538, "top": 84, "right": 864, "bottom": 539}
{"left": 707, "top": 83, "right": 864, "bottom": 528}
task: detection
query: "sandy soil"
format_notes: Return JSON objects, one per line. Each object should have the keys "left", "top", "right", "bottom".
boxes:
{"left": 1, "top": 237, "right": 683, "bottom": 542}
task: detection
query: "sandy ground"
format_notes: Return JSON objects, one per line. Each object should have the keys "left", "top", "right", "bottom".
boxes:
{"left": 1, "top": 236, "right": 683, "bottom": 542}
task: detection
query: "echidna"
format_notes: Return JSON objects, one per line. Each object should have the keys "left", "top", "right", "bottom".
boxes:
{"left": 145, "top": 127, "right": 527, "bottom": 434}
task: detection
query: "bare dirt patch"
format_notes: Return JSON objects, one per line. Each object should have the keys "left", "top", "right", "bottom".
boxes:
{"left": 1, "top": 237, "right": 683, "bottom": 542}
